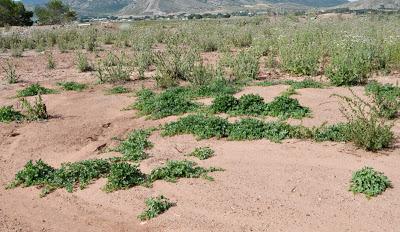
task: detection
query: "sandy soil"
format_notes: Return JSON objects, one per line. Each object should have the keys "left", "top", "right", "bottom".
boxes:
{"left": 0, "top": 49, "right": 399, "bottom": 232}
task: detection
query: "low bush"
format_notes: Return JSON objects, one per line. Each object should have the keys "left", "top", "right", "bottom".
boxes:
{"left": 104, "top": 162, "right": 146, "bottom": 192}
{"left": 138, "top": 196, "right": 175, "bottom": 221}
{"left": 17, "top": 83, "right": 55, "bottom": 97}
{"left": 133, "top": 88, "right": 198, "bottom": 119}
{"left": 0, "top": 106, "right": 23, "bottom": 122}
{"left": 162, "top": 114, "right": 230, "bottom": 139}
{"left": 114, "top": 129, "right": 153, "bottom": 162}
{"left": 210, "top": 94, "right": 310, "bottom": 119}
{"left": 350, "top": 167, "right": 392, "bottom": 198}
{"left": 46, "top": 52, "right": 56, "bottom": 69}
{"left": 96, "top": 53, "right": 131, "bottom": 83}
{"left": 335, "top": 91, "right": 395, "bottom": 151}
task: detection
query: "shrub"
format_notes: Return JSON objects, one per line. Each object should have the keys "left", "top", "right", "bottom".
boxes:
{"left": 326, "top": 44, "right": 372, "bottom": 86}
{"left": 153, "top": 45, "right": 198, "bottom": 88}
{"left": 162, "top": 114, "right": 230, "bottom": 139}
{"left": 148, "top": 160, "right": 222, "bottom": 183}
{"left": 350, "top": 167, "right": 392, "bottom": 198}
{"left": 104, "top": 162, "right": 146, "bottom": 192}
{"left": 7, "top": 160, "right": 55, "bottom": 189}
{"left": 188, "top": 147, "right": 215, "bottom": 160}
{"left": 49, "top": 159, "right": 111, "bottom": 193}
{"left": 96, "top": 54, "right": 131, "bottom": 83}
{"left": 235, "top": 94, "right": 266, "bottom": 115}
{"left": 75, "top": 52, "right": 93, "bottom": 72}
{"left": 133, "top": 47, "right": 153, "bottom": 79}
{"left": 0, "top": 106, "right": 23, "bottom": 122}
{"left": 312, "top": 123, "right": 350, "bottom": 142}
{"left": 335, "top": 91, "right": 395, "bottom": 151}
{"left": 114, "top": 129, "right": 153, "bottom": 162}
{"left": 57, "top": 81, "right": 87, "bottom": 91}
{"left": 138, "top": 196, "right": 175, "bottom": 221}
{"left": 211, "top": 95, "right": 238, "bottom": 113}
{"left": 365, "top": 81, "right": 400, "bottom": 119}
{"left": 224, "top": 50, "right": 259, "bottom": 82}
{"left": 133, "top": 88, "right": 198, "bottom": 119}
{"left": 1, "top": 60, "right": 20, "bottom": 84}
{"left": 187, "top": 63, "right": 214, "bottom": 87}
{"left": 17, "top": 83, "right": 55, "bottom": 97}
{"left": 19, "top": 95, "right": 49, "bottom": 121}
{"left": 266, "top": 95, "right": 310, "bottom": 119}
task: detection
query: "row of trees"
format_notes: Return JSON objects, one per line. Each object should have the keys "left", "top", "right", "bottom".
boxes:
{"left": 0, "top": 0, "right": 76, "bottom": 27}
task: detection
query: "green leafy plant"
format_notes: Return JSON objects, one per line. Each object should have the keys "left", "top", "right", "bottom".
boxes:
{"left": 57, "top": 81, "right": 87, "bottom": 91}
{"left": 104, "top": 162, "right": 146, "bottom": 192}
{"left": 7, "top": 160, "right": 55, "bottom": 189}
{"left": 211, "top": 94, "right": 239, "bottom": 113}
{"left": 365, "top": 81, "right": 400, "bottom": 119}
{"left": 106, "top": 86, "right": 130, "bottom": 95}
{"left": 335, "top": 91, "right": 395, "bottom": 151}
{"left": 162, "top": 114, "right": 230, "bottom": 140}
{"left": 266, "top": 95, "right": 311, "bottom": 119}
{"left": 138, "top": 196, "right": 175, "bottom": 221}
{"left": 284, "top": 79, "right": 325, "bottom": 89}
{"left": 188, "top": 147, "right": 215, "bottom": 160}
{"left": 1, "top": 60, "right": 20, "bottom": 84}
{"left": 0, "top": 106, "right": 23, "bottom": 122}
{"left": 19, "top": 94, "right": 49, "bottom": 120}
{"left": 133, "top": 88, "right": 198, "bottom": 119}
{"left": 350, "top": 167, "right": 392, "bottom": 198}
{"left": 114, "top": 129, "right": 153, "bottom": 162}
{"left": 148, "top": 160, "right": 222, "bottom": 183}
{"left": 17, "top": 83, "right": 55, "bottom": 97}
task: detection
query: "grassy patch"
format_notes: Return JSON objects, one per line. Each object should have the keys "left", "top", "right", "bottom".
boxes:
{"left": 138, "top": 196, "right": 175, "bottom": 221}
{"left": 114, "top": 129, "right": 153, "bottom": 162}
{"left": 0, "top": 106, "right": 23, "bottom": 122}
{"left": 57, "top": 82, "right": 87, "bottom": 91}
{"left": 148, "top": 160, "right": 222, "bottom": 183}
{"left": 365, "top": 81, "right": 400, "bottom": 119}
{"left": 17, "top": 84, "right": 56, "bottom": 97}
{"left": 284, "top": 79, "right": 325, "bottom": 89}
{"left": 133, "top": 88, "right": 198, "bottom": 119}
{"left": 187, "top": 147, "right": 215, "bottom": 160}
{"left": 104, "top": 162, "right": 146, "bottom": 192}
{"left": 350, "top": 167, "right": 392, "bottom": 198}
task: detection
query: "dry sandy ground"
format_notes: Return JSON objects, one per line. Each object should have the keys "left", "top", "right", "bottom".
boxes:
{"left": 0, "top": 50, "right": 399, "bottom": 232}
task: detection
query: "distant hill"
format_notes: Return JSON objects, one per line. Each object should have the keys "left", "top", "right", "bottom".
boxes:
{"left": 340, "top": 0, "right": 400, "bottom": 9}
{"left": 23, "top": 0, "right": 349, "bottom": 16}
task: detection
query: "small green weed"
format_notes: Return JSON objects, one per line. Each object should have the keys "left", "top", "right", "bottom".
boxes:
{"left": 350, "top": 167, "right": 392, "bottom": 198}
{"left": 148, "top": 160, "right": 222, "bottom": 183}
{"left": 106, "top": 86, "right": 130, "bottom": 94}
{"left": 46, "top": 52, "right": 56, "bottom": 69}
{"left": 114, "top": 129, "right": 153, "bottom": 162}
{"left": 17, "top": 83, "right": 55, "bottom": 97}
{"left": 188, "top": 147, "right": 215, "bottom": 160}
{"left": 1, "top": 60, "right": 20, "bottom": 84}
{"left": 57, "top": 82, "right": 87, "bottom": 91}
{"left": 0, "top": 106, "right": 23, "bottom": 122}
{"left": 138, "top": 196, "right": 175, "bottom": 221}
{"left": 19, "top": 95, "right": 48, "bottom": 120}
